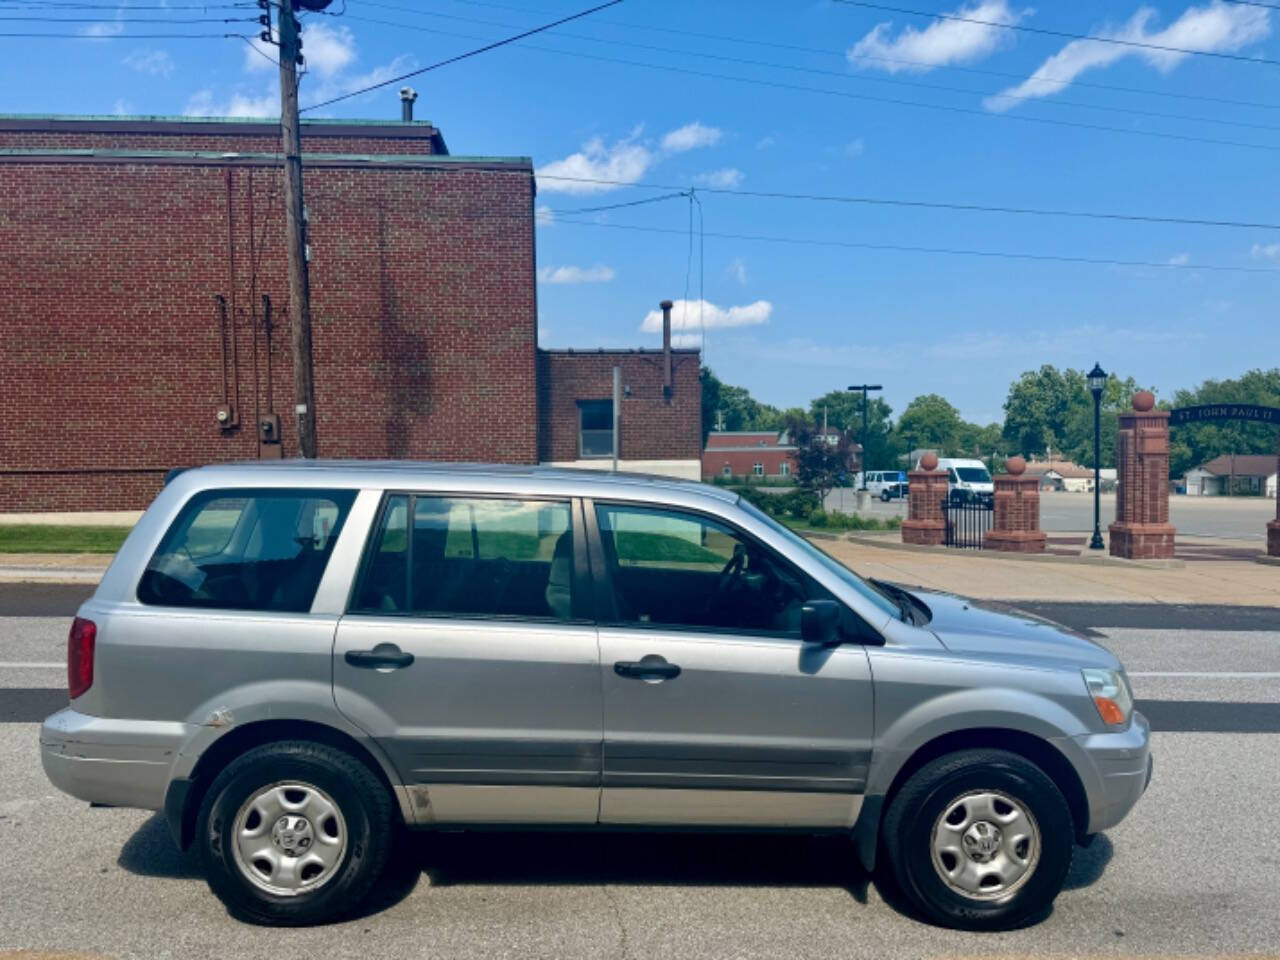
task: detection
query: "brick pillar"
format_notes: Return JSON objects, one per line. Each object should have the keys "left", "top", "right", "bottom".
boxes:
{"left": 986, "top": 456, "right": 1046, "bottom": 552}
{"left": 1268, "top": 438, "right": 1280, "bottom": 557}
{"left": 902, "top": 452, "right": 947, "bottom": 546}
{"left": 1109, "top": 391, "right": 1175, "bottom": 560}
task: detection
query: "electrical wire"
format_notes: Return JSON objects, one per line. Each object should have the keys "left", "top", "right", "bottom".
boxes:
{"left": 546, "top": 216, "right": 1280, "bottom": 275}
{"left": 535, "top": 175, "right": 1280, "bottom": 233}
{"left": 372, "top": 0, "right": 1280, "bottom": 112}
{"left": 0, "top": 14, "right": 254, "bottom": 22}
{"left": 299, "top": 0, "right": 621, "bottom": 112}
{"left": 554, "top": 192, "right": 688, "bottom": 215}
{"left": 832, "top": 1, "right": 1280, "bottom": 68}
{"left": 0, "top": 30, "right": 250, "bottom": 37}
{"left": 336, "top": 19, "right": 1280, "bottom": 154}
{"left": 341, "top": 7, "right": 1280, "bottom": 134}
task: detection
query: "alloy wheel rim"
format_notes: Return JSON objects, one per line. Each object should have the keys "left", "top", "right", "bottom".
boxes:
{"left": 231, "top": 781, "right": 348, "bottom": 897}
{"left": 929, "top": 789, "right": 1041, "bottom": 902}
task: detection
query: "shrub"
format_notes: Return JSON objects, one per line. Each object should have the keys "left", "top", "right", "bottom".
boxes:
{"left": 807, "top": 509, "right": 828, "bottom": 527}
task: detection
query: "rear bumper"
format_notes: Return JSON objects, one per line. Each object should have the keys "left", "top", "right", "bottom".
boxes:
{"left": 40, "top": 708, "right": 191, "bottom": 811}
{"left": 1075, "top": 710, "right": 1152, "bottom": 834}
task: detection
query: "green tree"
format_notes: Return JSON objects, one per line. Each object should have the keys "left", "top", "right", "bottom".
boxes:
{"left": 897, "top": 394, "right": 965, "bottom": 453}
{"left": 1167, "top": 369, "right": 1280, "bottom": 479}
{"left": 1002, "top": 365, "right": 1141, "bottom": 466}
{"left": 700, "top": 368, "right": 784, "bottom": 440}
{"left": 808, "top": 390, "right": 900, "bottom": 473}
{"left": 786, "top": 413, "right": 854, "bottom": 505}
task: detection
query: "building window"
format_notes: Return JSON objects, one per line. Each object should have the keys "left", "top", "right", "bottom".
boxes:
{"left": 779, "top": 462, "right": 790, "bottom": 477}
{"left": 721, "top": 465, "right": 732, "bottom": 477}
{"left": 753, "top": 463, "right": 764, "bottom": 477}
{"left": 579, "top": 400, "right": 614, "bottom": 458}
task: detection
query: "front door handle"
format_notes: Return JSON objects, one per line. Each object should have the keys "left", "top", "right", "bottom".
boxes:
{"left": 614, "top": 655, "right": 681, "bottom": 681}
{"left": 345, "top": 643, "right": 414, "bottom": 670}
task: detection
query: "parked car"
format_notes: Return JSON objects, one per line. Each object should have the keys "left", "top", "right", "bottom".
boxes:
{"left": 919, "top": 458, "right": 995, "bottom": 505}
{"left": 859, "top": 470, "right": 907, "bottom": 498}
{"left": 880, "top": 480, "right": 908, "bottom": 502}
{"left": 42, "top": 462, "right": 1150, "bottom": 930}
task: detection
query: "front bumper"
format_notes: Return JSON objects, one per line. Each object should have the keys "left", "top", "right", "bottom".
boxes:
{"left": 40, "top": 708, "right": 190, "bottom": 811}
{"left": 1074, "top": 709, "right": 1153, "bottom": 834}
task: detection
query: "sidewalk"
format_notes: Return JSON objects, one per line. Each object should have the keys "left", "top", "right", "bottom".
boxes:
{"left": 2, "top": 537, "right": 1276, "bottom": 604}
{"left": 816, "top": 534, "right": 1280, "bottom": 606}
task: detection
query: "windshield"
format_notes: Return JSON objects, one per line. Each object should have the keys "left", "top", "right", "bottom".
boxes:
{"left": 955, "top": 467, "right": 992, "bottom": 483}
{"left": 736, "top": 497, "right": 901, "bottom": 622}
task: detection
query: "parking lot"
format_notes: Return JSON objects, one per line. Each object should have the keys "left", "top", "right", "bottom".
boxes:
{"left": 827, "top": 488, "right": 1277, "bottom": 540}
{"left": 2, "top": 587, "right": 1279, "bottom": 959}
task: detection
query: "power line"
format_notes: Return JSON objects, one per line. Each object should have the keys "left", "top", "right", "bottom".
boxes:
{"left": 0, "top": 14, "right": 253, "bottom": 23}
{"left": 386, "top": 0, "right": 1280, "bottom": 111}
{"left": 536, "top": 174, "right": 1280, "bottom": 231}
{"left": 555, "top": 191, "right": 687, "bottom": 215}
{"left": 299, "top": 0, "right": 621, "bottom": 112}
{"left": 547, "top": 216, "right": 1280, "bottom": 275}
{"left": 340, "top": 17, "right": 1280, "bottom": 154}
{"left": 0, "top": 30, "right": 249, "bottom": 37}
{"left": 343, "top": 7, "right": 1280, "bottom": 134}
{"left": 833, "top": 1, "right": 1280, "bottom": 68}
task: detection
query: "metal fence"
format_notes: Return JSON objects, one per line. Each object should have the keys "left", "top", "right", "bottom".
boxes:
{"left": 942, "top": 495, "right": 993, "bottom": 549}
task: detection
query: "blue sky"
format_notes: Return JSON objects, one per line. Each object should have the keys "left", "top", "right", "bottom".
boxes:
{"left": 4, "top": 0, "right": 1280, "bottom": 424}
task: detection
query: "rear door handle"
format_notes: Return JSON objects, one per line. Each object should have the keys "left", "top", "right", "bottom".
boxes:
{"left": 614, "top": 656, "right": 681, "bottom": 681}
{"left": 345, "top": 643, "right": 414, "bottom": 670}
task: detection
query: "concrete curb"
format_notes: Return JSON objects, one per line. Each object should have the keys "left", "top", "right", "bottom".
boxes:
{"left": 839, "top": 534, "right": 1187, "bottom": 569}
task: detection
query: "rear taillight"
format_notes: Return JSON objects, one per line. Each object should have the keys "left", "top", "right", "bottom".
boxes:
{"left": 68, "top": 617, "right": 96, "bottom": 700}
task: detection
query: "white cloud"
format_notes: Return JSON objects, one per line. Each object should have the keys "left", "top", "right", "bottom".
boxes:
{"left": 80, "top": 21, "right": 124, "bottom": 40}
{"left": 755, "top": 134, "right": 777, "bottom": 150}
{"left": 695, "top": 167, "right": 744, "bottom": 188}
{"left": 112, "top": 98, "right": 134, "bottom": 116}
{"left": 536, "top": 130, "right": 654, "bottom": 194}
{"left": 535, "top": 205, "right": 555, "bottom": 226}
{"left": 847, "top": 1, "right": 1026, "bottom": 73}
{"left": 661, "top": 121, "right": 722, "bottom": 152}
{"left": 300, "top": 22, "right": 357, "bottom": 77}
{"left": 123, "top": 49, "right": 174, "bottom": 78}
{"left": 1168, "top": 252, "right": 1191, "bottom": 266}
{"left": 986, "top": 2, "right": 1271, "bottom": 110}
{"left": 726, "top": 257, "right": 748, "bottom": 285}
{"left": 244, "top": 31, "right": 279, "bottom": 73}
{"left": 301, "top": 53, "right": 417, "bottom": 112}
{"left": 640, "top": 299, "right": 773, "bottom": 339}
{"left": 844, "top": 138, "right": 866, "bottom": 159}
{"left": 183, "top": 88, "right": 277, "bottom": 119}
{"left": 537, "top": 264, "right": 616, "bottom": 285}
{"left": 1251, "top": 242, "right": 1280, "bottom": 262}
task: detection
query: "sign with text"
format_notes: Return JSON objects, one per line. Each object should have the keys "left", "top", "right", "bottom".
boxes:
{"left": 1169, "top": 404, "right": 1280, "bottom": 426}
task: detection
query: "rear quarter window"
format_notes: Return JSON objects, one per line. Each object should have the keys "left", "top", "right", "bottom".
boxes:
{"left": 137, "top": 487, "right": 356, "bottom": 612}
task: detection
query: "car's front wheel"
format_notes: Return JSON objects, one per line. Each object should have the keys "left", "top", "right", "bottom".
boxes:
{"left": 196, "top": 740, "right": 395, "bottom": 925}
{"left": 881, "top": 748, "right": 1074, "bottom": 930}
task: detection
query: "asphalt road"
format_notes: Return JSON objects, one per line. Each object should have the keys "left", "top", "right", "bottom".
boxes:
{"left": 825, "top": 489, "right": 1277, "bottom": 539}
{"left": 2, "top": 603, "right": 1279, "bottom": 958}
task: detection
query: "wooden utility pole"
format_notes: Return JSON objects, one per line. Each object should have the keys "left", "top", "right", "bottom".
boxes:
{"left": 276, "top": 0, "right": 318, "bottom": 458}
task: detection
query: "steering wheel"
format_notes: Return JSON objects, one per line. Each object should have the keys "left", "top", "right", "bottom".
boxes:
{"left": 716, "top": 544, "right": 748, "bottom": 592}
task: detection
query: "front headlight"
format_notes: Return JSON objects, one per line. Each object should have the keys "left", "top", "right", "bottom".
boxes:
{"left": 1082, "top": 668, "right": 1133, "bottom": 727}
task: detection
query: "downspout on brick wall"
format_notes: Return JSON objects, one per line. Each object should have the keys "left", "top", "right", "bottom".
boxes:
{"left": 660, "top": 299, "right": 673, "bottom": 400}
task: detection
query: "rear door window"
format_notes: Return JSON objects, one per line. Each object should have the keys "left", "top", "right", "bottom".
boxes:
{"left": 138, "top": 488, "right": 355, "bottom": 612}
{"left": 352, "top": 495, "right": 576, "bottom": 621}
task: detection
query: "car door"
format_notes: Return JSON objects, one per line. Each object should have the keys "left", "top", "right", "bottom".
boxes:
{"left": 333, "top": 493, "right": 602, "bottom": 824}
{"left": 587, "top": 499, "right": 875, "bottom": 828}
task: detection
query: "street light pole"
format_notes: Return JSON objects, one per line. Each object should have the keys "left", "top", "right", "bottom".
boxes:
{"left": 847, "top": 383, "right": 882, "bottom": 491}
{"left": 1087, "top": 362, "right": 1107, "bottom": 550}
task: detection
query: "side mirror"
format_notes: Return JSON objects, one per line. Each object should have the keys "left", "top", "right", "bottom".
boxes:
{"left": 801, "top": 600, "right": 841, "bottom": 646}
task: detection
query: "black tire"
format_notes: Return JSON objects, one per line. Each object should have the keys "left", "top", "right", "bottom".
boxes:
{"left": 196, "top": 740, "right": 395, "bottom": 925}
{"left": 881, "top": 749, "right": 1074, "bottom": 931}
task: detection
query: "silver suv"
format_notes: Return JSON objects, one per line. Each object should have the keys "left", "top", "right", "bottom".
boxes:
{"left": 41, "top": 462, "right": 1150, "bottom": 930}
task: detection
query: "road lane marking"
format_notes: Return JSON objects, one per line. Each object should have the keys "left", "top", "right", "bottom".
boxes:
{"left": 1130, "top": 671, "right": 1280, "bottom": 678}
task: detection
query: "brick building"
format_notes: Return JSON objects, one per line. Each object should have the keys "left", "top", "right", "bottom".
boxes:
{"left": 702, "top": 431, "right": 797, "bottom": 480}
{"left": 0, "top": 114, "right": 701, "bottom": 510}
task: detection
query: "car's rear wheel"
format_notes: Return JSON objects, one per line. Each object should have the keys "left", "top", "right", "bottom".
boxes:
{"left": 881, "top": 748, "right": 1074, "bottom": 930}
{"left": 196, "top": 740, "right": 394, "bottom": 925}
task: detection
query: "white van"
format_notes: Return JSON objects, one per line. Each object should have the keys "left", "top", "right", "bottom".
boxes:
{"left": 917, "top": 458, "right": 994, "bottom": 504}
{"left": 859, "top": 470, "right": 907, "bottom": 498}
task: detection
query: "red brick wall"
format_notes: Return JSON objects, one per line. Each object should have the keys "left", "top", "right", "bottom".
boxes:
{"left": 537, "top": 351, "right": 701, "bottom": 463}
{"left": 701, "top": 449, "right": 796, "bottom": 479}
{"left": 0, "top": 129, "right": 535, "bottom": 511}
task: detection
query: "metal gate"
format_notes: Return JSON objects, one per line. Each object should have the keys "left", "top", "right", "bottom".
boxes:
{"left": 942, "top": 496, "right": 993, "bottom": 549}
